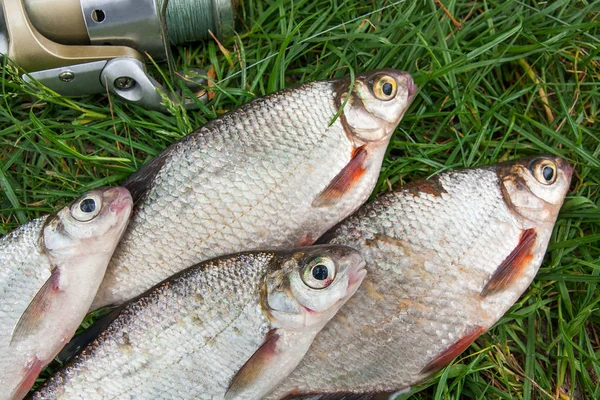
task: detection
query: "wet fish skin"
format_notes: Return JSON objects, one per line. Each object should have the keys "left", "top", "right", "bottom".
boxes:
{"left": 269, "top": 155, "right": 572, "bottom": 398}
{"left": 34, "top": 245, "right": 367, "bottom": 400}
{"left": 0, "top": 187, "right": 132, "bottom": 400}
{"left": 92, "top": 69, "right": 416, "bottom": 309}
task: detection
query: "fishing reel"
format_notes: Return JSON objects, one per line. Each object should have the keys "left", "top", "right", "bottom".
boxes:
{"left": 0, "top": 0, "right": 235, "bottom": 110}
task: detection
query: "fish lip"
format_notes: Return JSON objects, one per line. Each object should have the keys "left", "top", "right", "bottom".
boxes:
{"left": 406, "top": 75, "right": 417, "bottom": 103}
{"left": 106, "top": 187, "right": 133, "bottom": 214}
{"left": 347, "top": 259, "right": 367, "bottom": 290}
{"left": 557, "top": 157, "right": 574, "bottom": 181}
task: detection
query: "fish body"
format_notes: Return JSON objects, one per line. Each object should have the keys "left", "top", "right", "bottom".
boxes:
{"left": 0, "top": 187, "right": 132, "bottom": 400}
{"left": 34, "top": 245, "right": 366, "bottom": 399}
{"left": 269, "top": 155, "right": 572, "bottom": 398}
{"left": 92, "top": 69, "right": 415, "bottom": 309}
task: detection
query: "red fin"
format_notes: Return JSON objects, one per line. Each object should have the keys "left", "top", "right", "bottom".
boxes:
{"left": 10, "top": 267, "right": 61, "bottom": 346}
{"left": 481, "top": 229, "right": 537, "bottom": 297}
{"left": 12, "top": 356, "right": 45, "bottom": 400}
{"left": 312, "top": 146, "right": 368, "bottom": 207}
{"left": 224, "top": 330, "right": 279, "bottom": 399}
{"left": 420, "top": 326, "right": 486, "bottom": 374}
{"left": 296, "top": 234, "right": 316, "bottom": 247}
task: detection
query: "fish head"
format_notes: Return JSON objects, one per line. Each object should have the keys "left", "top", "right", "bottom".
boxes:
{"left": 338, "top": 69, "right": 416, "bottom": 144}
{"left": 42, "top": 187, "right": 133, "bottom": 258}
{"left": 264, "top": 245, "right": 366, "bottom": 331}
{"left": 499, "top": 155, "right": 572, "bottom": 224}
{"left": 474, "top": 156, "right": 572, "bottom": 318}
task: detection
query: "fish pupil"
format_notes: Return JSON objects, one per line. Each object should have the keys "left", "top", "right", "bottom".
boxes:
{"left": 80, "top": 198, "right": 96, "bottom": 213}
{"left": 543, "top": 166, "right": 554, "bottom": 181}
{"left": 312, "top": 265, "right": 329, "bottom": 280}
{"left": 382, "top": 82, "right": 393, "bottom": 96}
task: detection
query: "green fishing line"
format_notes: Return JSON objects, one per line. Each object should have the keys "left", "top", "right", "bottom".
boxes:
{"left": 159, "top": 0, "right": 235, "bottom": 45}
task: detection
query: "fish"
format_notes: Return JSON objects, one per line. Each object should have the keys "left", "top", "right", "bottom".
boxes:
{"left": 267, "top": 155, "right": 572, "bottom": 399}
{"left": 91, "top": 69, "right": 416, "bottom": 309}
{"left": 33, "top": 245, "right": 367, "bottom": 399}
{"left": 0, "top": 187, "right": 132, "bottom": 400}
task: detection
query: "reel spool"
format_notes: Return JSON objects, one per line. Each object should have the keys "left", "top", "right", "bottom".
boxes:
{"left": 0, "top": 0, "right": 235, "bottom": 110}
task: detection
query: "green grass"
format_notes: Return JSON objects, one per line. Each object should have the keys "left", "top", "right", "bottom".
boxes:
{"left": 1, "top": 0, "right": 599, "bottom": 398}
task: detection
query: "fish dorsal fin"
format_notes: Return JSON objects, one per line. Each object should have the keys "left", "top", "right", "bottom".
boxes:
{"left": 312, "top": 146, "right": 368, "bottom": 208}
{"left": 481, "top": 228, "right": 537, "bottom": 297}
{"left": 224, "top": 329, "right": 280, "bottom": 399}
{"left": 420, "top": 325, "right": 486, "bottom": 374}
{"left": 10, "top": 267, "right": 61, "bottom": 347}
{"left": 124, "top": 149, "right": 171, "bottom": 203}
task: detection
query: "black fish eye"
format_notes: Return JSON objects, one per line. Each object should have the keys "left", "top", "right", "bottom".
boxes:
{"left": 312, "top": 264, "right": 329, "bottom": 280}
{"left": 302, "top": 256, "right": 336, "bottom": 289}
{"left": 542, "top": 165, "right": 554, "bottom": 181}
{"left": 372, "top": 75, "right": 397, "bottom": 100}
{"left": 530, "top": 160, "right": 557, "bottom": 185}
{"left": 80, "top": 198, "right": 96, "bottom": 213}
{"left": 382, "top": 82, "right": 393, "bottom": 96}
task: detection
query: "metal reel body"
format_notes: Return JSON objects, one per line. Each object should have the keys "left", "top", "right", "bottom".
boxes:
{"left": 0, "top": 0, "right": 232, "bottom": 110}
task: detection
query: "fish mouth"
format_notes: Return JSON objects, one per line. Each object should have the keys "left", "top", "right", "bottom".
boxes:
{"left": 556, "top": 157, "right": 574, "bottom": 181}
{"left": 406, "top": 76, "right": 417, "bottom": 103}
{"left": 106, "top": 187, "right": 133, "bottom": 214}
{"left": 346, "top": 259, "right": 367, "bottom": 294}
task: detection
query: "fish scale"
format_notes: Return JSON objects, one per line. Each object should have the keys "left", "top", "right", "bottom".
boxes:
{"left": 0, "top": 218, "right": 50, "bottom": 351}
{"left": 92, "top": 70, "right": 416, "bottom": 310}
{"left": 270, "top": 156, "right": 572, "bottom": 398}
{"left": 67, "top": 255, "right": 269, "bottom": 399}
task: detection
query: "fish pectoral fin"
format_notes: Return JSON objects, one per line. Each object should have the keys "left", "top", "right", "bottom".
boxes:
{"left": 10, "top": 267, "right": 61, "bottom": 347}
{"left": 225, "top": 329, "right": 283, "bottom": 399}
{"left": 481, "top": 228, "right": 537, "bottom": 297}
{"left": 312, "top": 146, "right": 368, "bottom": 208}
{"left": 11, "top": 356, "right": 44, "bottom": 400}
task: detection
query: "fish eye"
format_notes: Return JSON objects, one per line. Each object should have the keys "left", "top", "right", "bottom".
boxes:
{"left": 531, "top": 159, "right": 557, "bottom": 185}
{"left": 71, "top": 194, "right": 103, "bottom": 222}
{"left": 302, "top": 257, "right": 336, "bottom": 290}
{"left": 80, "top": 198, "right": 96, "bottom": 213}
{"left": 371, "top": 75, "right": 397, "bottom": 101}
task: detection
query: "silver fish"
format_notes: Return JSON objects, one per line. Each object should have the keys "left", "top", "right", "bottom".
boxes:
{"left": 0, "top": 187, "right": 132, "bottom": 400}
{"left": 91, "top": 69, "right": 416, "bottom": 309}
{"left": 268, "top": 155, "right": 572, "bottom": 399}
{"left": 34, "top": 245, "right": 366, "bottom": 399}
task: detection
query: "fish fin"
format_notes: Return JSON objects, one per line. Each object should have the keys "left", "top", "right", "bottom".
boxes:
{"left": 10, "top": 267, "right": 61, "bottom": 347}
{"left": 11, "top": 356, "right": 44, "bottom": 400}
{"left": 224, "top": 330, "right": 280, "bottom": 399}
{"left": 420, "top": 326, "right": 486, "bottom": 374}
{"left": 312, "top": 146, "right": 368, "bottom": 208}
{"left": 296, "top": 234, "right": 317, "bottom": 247}
{"left": 124, "top": 149, "right": 170, "bottom": 203}
{"left": 481, "top": 229, "right": 537, "bottom": 297}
